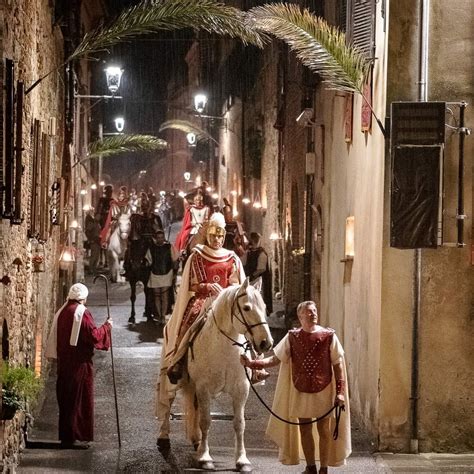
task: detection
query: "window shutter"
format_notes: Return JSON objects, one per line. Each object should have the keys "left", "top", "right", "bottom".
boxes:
{"left": 347, "top": 0, "right": 376, "bottom": 59}
{"left": 3, "top": 59, "right": 14, "bottom": 219}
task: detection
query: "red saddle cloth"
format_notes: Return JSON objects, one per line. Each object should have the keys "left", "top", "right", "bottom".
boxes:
{"left": 288, "top": 327, "right": 335, "bottom": 393}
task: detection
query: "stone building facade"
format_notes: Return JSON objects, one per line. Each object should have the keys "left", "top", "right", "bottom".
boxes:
{"left": 0, "top": 0, "right": 106, "bottom": 468}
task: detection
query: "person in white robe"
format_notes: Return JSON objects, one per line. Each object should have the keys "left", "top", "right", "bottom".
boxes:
{"left": 241, "top": 301, "right": 351, "bottom": 474}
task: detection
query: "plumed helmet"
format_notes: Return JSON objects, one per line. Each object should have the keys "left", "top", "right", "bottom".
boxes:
{"left": 206, "top": 212, "right": 226, "bottom": 238}
{"left": 68, "top": 283, "right": 88, "bottom": 301}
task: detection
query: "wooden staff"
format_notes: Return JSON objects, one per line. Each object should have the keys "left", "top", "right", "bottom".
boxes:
{"left": 94, "top": 274, "right": 121, "bottom": 447}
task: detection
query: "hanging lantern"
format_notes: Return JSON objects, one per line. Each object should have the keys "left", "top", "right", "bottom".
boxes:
{"left": 59, "top": 246, "right": 76, "bottom": 271}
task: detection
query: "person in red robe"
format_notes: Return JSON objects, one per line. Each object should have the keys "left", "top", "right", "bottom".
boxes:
{"left": 45, "top": 283, "right": 112, "bottom": 449}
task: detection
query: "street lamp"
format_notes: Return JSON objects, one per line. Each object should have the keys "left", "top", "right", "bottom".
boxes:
{"left": 186, "top": 132, "right": 197, "bottom": 146}
{"left": 184, "top": 171, "right": 191, "bottom": 182}
{"left": 105, "top": 66, "right": 124, "bottom": 95}
{"left": 114, "top": 117, "right": 125, "bottom": 133}
{"left": 194, "top": 93, "right": 207, "bottom": 114}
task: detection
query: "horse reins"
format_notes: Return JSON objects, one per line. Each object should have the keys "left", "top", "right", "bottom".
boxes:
{"left": 241, "top": 345, "right": 344, "bottom": 440}
{"left": 210, "top": 290, "right": 344, "bottom": 439}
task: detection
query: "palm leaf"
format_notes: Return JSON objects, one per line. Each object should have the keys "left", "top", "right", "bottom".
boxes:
{"left": 248, "top": 3, "right": 370, "bottom": 93}
{"left": 69, "top": 0, "right": 265, "bottom": 62}
{"left": 86, "top": 134, "right": 167, "bottom": 160}
{"left": 159, "top": 119, "right": 218, "bottom": 144}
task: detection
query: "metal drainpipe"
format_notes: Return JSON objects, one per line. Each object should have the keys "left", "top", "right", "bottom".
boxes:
{"left": 411, "top": 0, "right": 430, "bottom": 455}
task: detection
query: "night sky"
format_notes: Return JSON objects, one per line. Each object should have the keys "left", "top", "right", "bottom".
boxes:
{"left": 93, "top": 0, "right": 192, "bottom": 186}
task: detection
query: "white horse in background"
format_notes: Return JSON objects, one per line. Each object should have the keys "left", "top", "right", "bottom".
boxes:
{"left": 159, "top": 280, "right": 273, "bottom": 472}
{"left": 107, "top": 212, "right": 130, "bottom": 283}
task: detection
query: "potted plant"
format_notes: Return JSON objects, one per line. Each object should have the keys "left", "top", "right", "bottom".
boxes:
{"left": 1, "top": 363, "right": 43, "bottom": 420}
{"left": 31, "top": 254, "right": 45, "bottom": 272}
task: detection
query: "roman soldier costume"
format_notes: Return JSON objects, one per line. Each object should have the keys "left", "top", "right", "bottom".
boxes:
{"left": 288, "top": 328, "right": 335, "bottom": 393}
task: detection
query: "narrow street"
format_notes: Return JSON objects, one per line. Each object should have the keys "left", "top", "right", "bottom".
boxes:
{"left": 16, "top": 269, "right": 474, "bottom": 473}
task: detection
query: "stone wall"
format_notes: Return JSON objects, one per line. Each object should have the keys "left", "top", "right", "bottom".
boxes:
{"left": 0, "top": 0, "right": 65, "bottom": 467}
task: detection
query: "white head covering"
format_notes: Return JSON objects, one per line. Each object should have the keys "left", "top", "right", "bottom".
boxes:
{"left": 68, "top": 283, "right": 88, "bottom": 301}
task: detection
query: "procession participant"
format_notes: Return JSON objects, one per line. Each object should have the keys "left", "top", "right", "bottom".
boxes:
{"left": 174, "top": 190, "right": 211, "bottom": 253}
{"left": 126, "top": 193, "right": 163, "bottom": 320}
{"left": 222, "top": 198, "right": 247, "bottom": 257}
{"left": 244, "top": 232, "right": 273, "bottom": 314}
{"left": 145, "top": 229, "right": 179, "bottom": 324}
{"left": 147, "top": 186, "right": 158, "bottom": 210}
{"left": 116, "top": 185, "right": 130, "bottom": 214}
{"left": 156, "top": 213, "right": 248, "bottom": 441}
{"left": 240, "top": 301, "right": 351, "bottom": 473}
{"left": 45, "top": 283, "right": 113, "bottom": 449}
{"left": 95, "top": 184, "right": 115, "bottom": 230}
{"left": 84, "top": 208, "right": 101, "bottom": 276}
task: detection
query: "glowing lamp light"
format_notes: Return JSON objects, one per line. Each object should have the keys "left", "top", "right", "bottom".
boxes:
{"left": 114, "top": 117, "right": 125, "bottom": 133}
{"left": 105, "top": 66, "right": 123, "bottom": 94}
{"left": 90, "top": 183, "right": 97, "bottom": 190}
{"left": 270, "top": 232, "right": 282, "bottom": 241}
{"left": 160, "top": 190, "right": 166, "bottom": 197}
{"left": 59, "top": 247, "right": 76, "bottom": 270}
{"left": 206, "top": 186, "right": 212, "bottom": 193}
{"left": 186, "top": 132, "right": 197, "bottom": 146}
{"left": 230, "top": 190, "right": 237, "bottom": 196}
{"left": 242, "top": 197, "right": 251, "bottom": 205}
{"left": 70, "top": 220, "right": 79, "bottom": 229}
{"left": 344, "top": 216, "right": 355, "bottom": 260}
{"left": 99, "top": 180, "right": 105, "bottom": 186}
{"left": 83, "top": 204, "right": 91, "bottom": 211}
{"left": 80, "top": 189, "right": 87, "bottom": 195}
{"left": 211, "top": 192, "right": 219, "bottom": 200}
{"left": 194, "top": 93, "right": 207, "bottom": 114}
{"left": 184, "top": 171, "right": 191, "bottom": 182}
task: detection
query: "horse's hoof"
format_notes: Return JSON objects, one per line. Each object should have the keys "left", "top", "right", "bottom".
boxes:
{"left": 156, "top": 438, "right": 170, "bottom": 451}
{"left": 199, "top": 460, "right": 215, "bottom": 471}
{"left": 128, "top": 316, "right": 135, "bottom": 324}
{"left": 237, "top": 463, "right": 253, "bottom": 472}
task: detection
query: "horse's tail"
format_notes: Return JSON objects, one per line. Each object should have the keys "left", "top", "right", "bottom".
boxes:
{"left": 182, "top": 380, "right": 201, "bottom": 446}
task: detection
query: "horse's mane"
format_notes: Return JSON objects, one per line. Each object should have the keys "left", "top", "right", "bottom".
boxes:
{"left": 213, "top": 284, "right": 240, "bottom": 308}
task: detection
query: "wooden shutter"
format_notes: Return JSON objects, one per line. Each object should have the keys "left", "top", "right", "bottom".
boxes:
{"left": 29, "top": 120, "right": 42, "bottom": 237}
{"left": 3, "top": 59, "right": 14, "bottom": 218}
{"left": 347, "top": 0, "right": 376, "bottom": 59}
{"left": 13, "top": 81, "right": 24, "bottom": 224}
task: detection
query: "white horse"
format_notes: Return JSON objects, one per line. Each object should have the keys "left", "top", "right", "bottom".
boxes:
{"left": 161, "top": 280, "right": 273, "bottom": 471}
{"left": 107, "top": 212, "right": 130, "bottom": 283}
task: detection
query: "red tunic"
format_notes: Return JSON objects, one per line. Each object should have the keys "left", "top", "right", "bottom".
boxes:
{"left": 176, "top": 250, "right": 237, "bottom": 342}
{"left": 56, "top": 301, "right": 111, "bottom": 442}
{"left": 288, "top": 327, "right": 335, "bottom": 393}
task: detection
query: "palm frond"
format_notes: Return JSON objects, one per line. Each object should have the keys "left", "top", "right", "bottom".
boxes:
{"left": 87, "top": 134, "right": 167, "bottom": 160}
{"left": 249, "top": 3, "right": 370, "bottom": 93}
{"left": 159, "top": 119, "right": 217, "bottom": 144}
{"left": 69, "top": 0, "right": 265, "bottom": 62}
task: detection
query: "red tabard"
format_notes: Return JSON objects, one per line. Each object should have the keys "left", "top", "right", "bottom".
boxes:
{"left": 176, "top": 252, "right": 236, "bottom": 344}
{"left": 288, "top": 327, "right": 335, "bottom": 393}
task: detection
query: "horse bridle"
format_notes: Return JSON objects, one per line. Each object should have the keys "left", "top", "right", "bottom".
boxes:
{"left": 210, "top": 288, "right": 269, "bottom": 350}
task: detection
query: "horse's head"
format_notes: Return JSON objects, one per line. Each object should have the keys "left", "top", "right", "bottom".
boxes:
{"left": 117, "top": 213, "right": 131, "bottom": 240}
{"left": 231, "top": 279, "right": 273, "bottom": 354}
